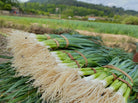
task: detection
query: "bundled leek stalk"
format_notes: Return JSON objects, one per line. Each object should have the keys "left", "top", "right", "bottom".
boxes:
{"left": 51, "top": 50, "right": 107, "bottom": 68}
{"left": 0, "top": 59, "right": 42, "bottom": 103}
{"left": 36, "top": 33, "right": 132, "bottom": 60}
{"left": 7, "top": 31, "right": 136, "bottom": 103}
{"left": 61, "top": 57, "right": 138, "bottom": 103}
{"left": 51, "top": 47, "right": 133, "bottom": 68}
{"left": 35, "top": 34, "right": 102, "bottom": 49}
{"left": 7, "top": 31, "right": 81, "bottom": 102}
{"left": 36, "top": 34, "right": 133, "bottom": 65}
{"left": 36, "top": 33, "right": 102, "bottom": 44}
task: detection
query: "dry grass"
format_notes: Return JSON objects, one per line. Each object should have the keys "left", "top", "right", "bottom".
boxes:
{"left": 77, "top": 30, "right": 138, "bottom": 53}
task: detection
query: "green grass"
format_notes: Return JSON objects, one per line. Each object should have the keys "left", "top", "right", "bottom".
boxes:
{"left": 0, "top": 15, "right": 138, "bottom": 38}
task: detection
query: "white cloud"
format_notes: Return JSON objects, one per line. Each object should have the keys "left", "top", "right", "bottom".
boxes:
{"left": 78, "top": 0, "right": 138, "bottom": 11}
{"left": 18, "top": 0, "right": 29, "bottom": 2}
{"left": 107, "top": 3, "right": 116, "bottom": 7}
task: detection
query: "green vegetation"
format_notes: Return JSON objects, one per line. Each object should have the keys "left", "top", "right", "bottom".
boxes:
{"left": 1, "top": 0, "right": 138, "bottom": 25}
{"left": 122, "top": 16, "right": 138, "bottom": 25}
{"left": 0, "top": 15, "right": 138, "bottom": 38}
{"left": 0, "top": 57, "right": 42, "bottom": 103}
{"left": 19, "top": 0, "right": 138, "bottom": 24}
{"left": 28, "top": 0, "right": 138, "bottom": 16}
{"left": 2, "top": 31, "right": 137, "bottom": 102}
{"left": 0, "top": 0, "right": 19, "bottom": 10}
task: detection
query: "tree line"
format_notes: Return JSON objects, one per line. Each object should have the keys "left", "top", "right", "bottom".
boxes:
{"left": 28, "top": 0, "right": 138, "bottom": 16}
{"left": 0, "top": 0, "right": 138, "bottom": 25}
{"left": 0, "top": 0, "right": 19, "bottom": 10}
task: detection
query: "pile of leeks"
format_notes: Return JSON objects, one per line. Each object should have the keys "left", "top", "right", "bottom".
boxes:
{"left": 0, "top": 33, "right": 137, "bottom": 103}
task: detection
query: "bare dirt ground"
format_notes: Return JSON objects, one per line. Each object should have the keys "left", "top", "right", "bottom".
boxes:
{"left": 77, "top": 30, "right": 138, "bottom": 53}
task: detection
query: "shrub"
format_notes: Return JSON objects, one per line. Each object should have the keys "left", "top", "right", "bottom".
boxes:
{"left": 122, "top": 16, "right": 138, "bottom": 25}
{"left": 0, "top": 19, "right": 6, "bottom": 28}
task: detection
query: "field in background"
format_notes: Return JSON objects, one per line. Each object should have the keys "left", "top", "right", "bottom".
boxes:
{"left": 0, "top": 15, "right": 138, "bottom": 38}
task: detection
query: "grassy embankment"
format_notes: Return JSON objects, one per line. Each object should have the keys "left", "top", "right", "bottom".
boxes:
{"left": 0, "top": 15, "right": 138, "bottom": 38}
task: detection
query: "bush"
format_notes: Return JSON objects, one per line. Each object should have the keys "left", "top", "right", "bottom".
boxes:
{"left": 3, "top": 4, "right": 12, "bottom": 10}
{"left": 0, "top": 19, "right": 6, "bottom": 28}
{"left": 0, "top": 1, "right": 4, "bottom": 9}
{"left": 122, "top": 16, "right": 138, "bottom": 25}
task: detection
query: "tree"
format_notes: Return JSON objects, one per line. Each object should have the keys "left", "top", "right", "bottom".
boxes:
{"left": 122, "top": 16, "right": 138, "bottom": 25}
{"left": 0, "top": 0, "right": 19, "bottom": 10}
{"left": 62, "top": 8, "right": 74, "bottom": 17}
{"left": 0, "top": 1, "right": 4, "bottom": 9}
{"left": 4, "top": 4, "right": 12, "bottom": 10}
{"left": 0, "top": 0, "right": 18, "bottom": 6}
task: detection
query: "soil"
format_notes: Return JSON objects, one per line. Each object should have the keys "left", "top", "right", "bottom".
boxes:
{"left": 77, "top": 30, "right": 138, "bottom": 53}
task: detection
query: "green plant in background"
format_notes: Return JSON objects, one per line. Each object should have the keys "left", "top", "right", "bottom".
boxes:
{"left": 122, "top": 16, "right": 138, "bottom": 25}
{"left": 0, "top": 19, "right": 6, "bottom": 28}
{"left": 0, "top": 15, "right": 138, "bottom": 38}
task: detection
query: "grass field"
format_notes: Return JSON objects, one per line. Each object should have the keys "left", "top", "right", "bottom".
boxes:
{"left": 0, "top": 15, "right": 138, "bottom": 38}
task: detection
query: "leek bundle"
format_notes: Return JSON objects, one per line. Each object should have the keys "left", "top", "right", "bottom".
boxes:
{"left": 51, "top": 49, "right": 111, "bottom": 68}
{"left": 36, "top": 33, "right": 133, "bottom": 66}
{"left": 34, "top": 33, "right": 102, "bottom": 50}
{"left": 61, "top": 57, "right": 138, "bottom": 103}
{"left": 6, "top": 31, "right": 137, "bottom": 103}
{"left": 36, "top": 33, "right": 102, "bottom": 44}
{"left": 7, "top": 31, "right": 81, "bottom": 102}
{"left": 42, "top": 37, "right": 101, "bottom": 49}
{"left": 51, "top": 47, "right": 133, "bottom": 68}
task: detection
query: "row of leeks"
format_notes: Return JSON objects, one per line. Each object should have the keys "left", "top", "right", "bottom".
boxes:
{"left": 35, "top": 34, "right": 102, "bottom": 49}
{"left": 35, "top": 33, "right": 138, "bottom": 103}
{"left": 50, "top": 48, "right": 133, "bottom": 68}
{"left": 72, "top": 58, "right": 138, "bottom": 103}
{"left": 0, "top": 56, "right": 137, "bottom": 103}
{"left": 36, "top": 33, "right": 102, "bottom": 44}
{"left": 36, "top": 33, "right": 132, "bottom": 69}
{"left": 5, "top": 32, "right": 137, "bottom": 103}
{"left": 0, "top": 57, "right": 43, "bottom": 103}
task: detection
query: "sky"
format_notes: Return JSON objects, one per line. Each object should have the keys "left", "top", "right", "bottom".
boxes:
{"left": 78, "top": 0, "right": 138, "bottom": 11}
{"left": 19, "top": 0, "right": 138, "bottom": 11}
{"left": 19, "top": 0, "right": 29, "bottom": 2}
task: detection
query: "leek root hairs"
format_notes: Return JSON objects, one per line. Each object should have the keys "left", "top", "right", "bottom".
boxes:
{"left": 105, "top": 83, "right": 127, "bottom": 103}
{"left": 98, "top": 80, "right": 123, "bottom": 103}
{"left": 61, "top": 78, "right": 104, "bottom": 103}
{"left": 86, "top": 83, "right": 105, "bottom": 102}
{"left": 7, "top": 31, "right": 60, "bottom": 76}
{"left": 40, "top": 68, "right": 80, "bottom": 102}
{"left": 105, "top": 92, "right": 125, "bottom": 103}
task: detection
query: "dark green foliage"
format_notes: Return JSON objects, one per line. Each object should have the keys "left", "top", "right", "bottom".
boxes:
{"left": 0, "top": 57, "right": 43, "bottom": 103}
{"left": 27, "top": 0, "right": 138, "bottom": 17}
{"left": 37, "top": 33, "right": 133, "bottom": 68}
{"left": 122, "top": 16, "right": 138, "bottom": 25}
{"left": 0, "top": 55, "right": 12, "bottom": 59}
{"left": 0, "top": 0, "right": 19, "bottom": 10}
{"left": 0, "top": 33, "right": 137, "bottom": 102}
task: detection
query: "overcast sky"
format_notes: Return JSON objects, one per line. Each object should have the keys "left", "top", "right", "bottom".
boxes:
{"left": 19, "top": 0, "right": 29, "bottom": 2}
{"left": 19, "top": 0, "right": 138, "bottom": 11}
{"left": 78, "top": 0, "right": 138, "bottom": 11}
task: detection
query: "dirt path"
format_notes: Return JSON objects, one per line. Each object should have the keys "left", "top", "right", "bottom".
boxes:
{"left": 77, "top": 30, "right": 138, "bottom": 53}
